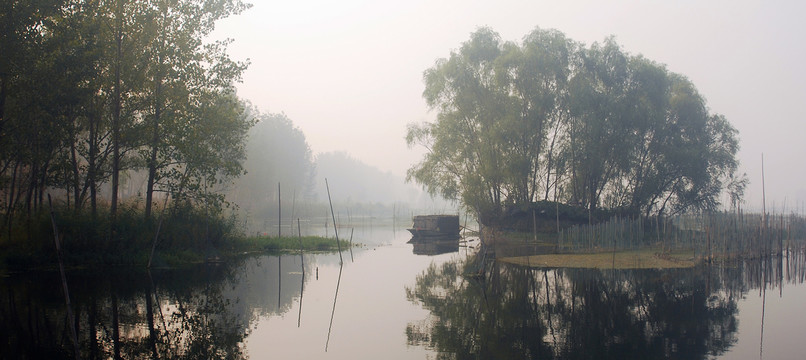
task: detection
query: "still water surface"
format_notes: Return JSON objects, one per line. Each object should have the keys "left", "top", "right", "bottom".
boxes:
{"left": 1, "top": 224, "right": 804, "bottom": 359}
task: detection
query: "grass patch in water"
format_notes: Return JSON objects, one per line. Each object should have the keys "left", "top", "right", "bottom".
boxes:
{"left": 498, "top": 249, "right": 696, "bottom": 269}
{"left": 232, "top": 235, "right": 356, "bottom": 254}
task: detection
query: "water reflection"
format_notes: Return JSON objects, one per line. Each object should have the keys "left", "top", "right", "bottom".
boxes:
{"left": 409, "top": 239, "right": 460, "bottom": 256}
{"left": 2, "top": 232, "right": 803, "bottom": 359}
{"left": 406, "top": 249, "right": 806, "bottom": 359}
{"left": 0, "top": 254, "right": 311, "bottom": 359}
{"left": 325, "top": 263, "right": 344, "bottom": 352}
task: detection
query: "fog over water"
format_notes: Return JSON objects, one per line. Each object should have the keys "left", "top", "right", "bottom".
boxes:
{"left": 210, "top": 0, "right": 806, "bottom": 211}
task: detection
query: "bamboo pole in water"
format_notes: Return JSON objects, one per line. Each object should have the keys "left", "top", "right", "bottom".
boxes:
{"left": 762, "top": 154, "right": 767, "bottom": 256}
{"left": 48, "top": 194, "right": 80, "bottom": 359}
{"left": 290, "top": 189, "right": 296, "bottom": 233}
{"left": 278, "top": 182, "right": 281, "bottom": 239}
{"left": 349, "top": 228, "right": 354, "bottom": 263}
{"left": 326, "top": 263, "right": 344, "bottom": 352}
{"left": 297, "top": 218, "right": 304, "bottom": 328}
{"left": 325, "top": 178, "right": 343, "bottom": 263}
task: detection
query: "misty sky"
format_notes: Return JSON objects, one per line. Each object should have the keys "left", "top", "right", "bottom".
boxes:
{"left": 210, "top": 0, "right": 806, "bottom": 211}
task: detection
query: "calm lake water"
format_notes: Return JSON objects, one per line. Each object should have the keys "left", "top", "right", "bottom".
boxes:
{"left": 2, "top": 223, "right": 805, "bottom": 359}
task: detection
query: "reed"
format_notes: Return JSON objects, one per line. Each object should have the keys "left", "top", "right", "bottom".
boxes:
{"left": 555, "top": 211, "right": 806, "bottom": 261}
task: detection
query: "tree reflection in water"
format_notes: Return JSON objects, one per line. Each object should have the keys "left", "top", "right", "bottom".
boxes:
{"left": 0, "top": 254, "right": 309, "bottom": 359}
{"left": 406, "top": 250, "right": 806, "bottom": 359}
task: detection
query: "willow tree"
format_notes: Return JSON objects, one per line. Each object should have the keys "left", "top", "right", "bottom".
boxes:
{"left": 408, "top": 28, "right": 507, "bottom": 218}
{"left": 564, "top": 46, "right": 741, "bottom": 217}
{"left": 564, "top": 37, "right": 634, "bottom": 214}
{"left": 408, "top": 27, "right": 742, "bottom": 222}
{"left": 497, "top": 28, "right": 573, "bottom": 205}
{"left": 408, "top": 27, "right": 574, "bottom": 219}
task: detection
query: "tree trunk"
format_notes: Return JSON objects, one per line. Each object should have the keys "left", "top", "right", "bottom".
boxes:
{"left": 88, "top": 111, "right": 98, "bottom": 216}
{"left": 112, "top": 293, "right": 122, "bottom": 360}
{"left": 0, "top": 75, "right": 6, "bottom": 136}
{"left": 110, "top": 5, "right": 122, "bottom": 225}
{"left": 145, "top": 72, "right": 161, "bottom": 219}
{"left": 38, "top": 158, "right": 50, "bottom": 212}
{"left": 5, "top": 161, "right": 19, "bottom": 239}
{"left": 70, "top": 127, "right": 81, "bottom": 211}
{"left": 25, "top": 163, "right": 37, "bottom": 219}
{"left": 146, "top": 285, "right": 159, "bottom": 359}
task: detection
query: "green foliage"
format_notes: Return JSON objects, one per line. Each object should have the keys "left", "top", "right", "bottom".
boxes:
{"left": 0, "top": 0, "right": 254, "bottom": 250}
{"left": 136, "top": 0, "right": 253, "bottom": 218}
{"left": 408, "top": 27, "right": 741, "bottom": 223}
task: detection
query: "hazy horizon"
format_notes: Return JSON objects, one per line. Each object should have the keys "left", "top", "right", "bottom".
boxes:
{"left": 210, "top": 0, "right": 806, "bottom": 212}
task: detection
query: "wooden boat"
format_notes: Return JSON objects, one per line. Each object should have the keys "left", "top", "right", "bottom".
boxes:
{"left": 407, "top": 215, "right": 460, "bottom": 240}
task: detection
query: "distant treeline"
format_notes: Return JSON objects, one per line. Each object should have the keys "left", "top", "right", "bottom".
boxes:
{"left": 408, "top": 27, "right": 747, "bottom": 223}
{"left": 230, "top": 129, "right": 453, "bottom": 234}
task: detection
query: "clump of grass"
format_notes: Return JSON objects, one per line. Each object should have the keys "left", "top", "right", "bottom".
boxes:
{"left": 231, "top": 235, "right": 356, "bottom": 254}
{"left": 0, "top": 198, "right": 364, "bottom": 271}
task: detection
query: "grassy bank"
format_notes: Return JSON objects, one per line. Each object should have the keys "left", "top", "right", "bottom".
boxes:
{"left": 0, "top": 202, "right": 355, "bottom": 272}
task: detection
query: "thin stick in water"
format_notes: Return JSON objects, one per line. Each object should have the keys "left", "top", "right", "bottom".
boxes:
{"left": 278, "top": 182, "right": 281, "bottom": 239}
{"left": 297, "top": 218, "right": 304, "bottom": 327}
{"left": 349, "top": 228, "right": 354, "bottom": 263}
{"left": 325, "top": 263, "right": 344, "bottom": 352}
{"left": 48, "top": 194, "right": 80, "bottom": 359}
{"left": 325, "top": 178, "right": 343, "bottom": 263}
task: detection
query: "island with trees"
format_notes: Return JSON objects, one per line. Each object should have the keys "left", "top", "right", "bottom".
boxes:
{"left": 407, "top": 27, "right": 802, "bottom": 262}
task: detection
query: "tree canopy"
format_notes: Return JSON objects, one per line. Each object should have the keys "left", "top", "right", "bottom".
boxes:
{"left": 407, "top": 27, "right": 745, "bottom": 221}
{"left": 0, "top": 0, "right": 252, "bottom": 240}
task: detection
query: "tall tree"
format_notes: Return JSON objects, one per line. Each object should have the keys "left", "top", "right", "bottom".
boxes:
{"left": 408, "top": 27, "right": 742, "bottom": 223}
{"left": 498, "top": 28, "right": 573, "bottom": 203}
{"left": 564, "top": 37, "right": 632, "bottom": 213}
{"left": 140, "top": 0, "right": 249, "bottom": 218}
{"left": 0, "top": 0, "right": 68, "bottom": 226}
{"left": 0, "top": 0, "right": 253, "bottom": 242}
{"left": 408, "top": 28, "right": 514, "bottom": 219}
